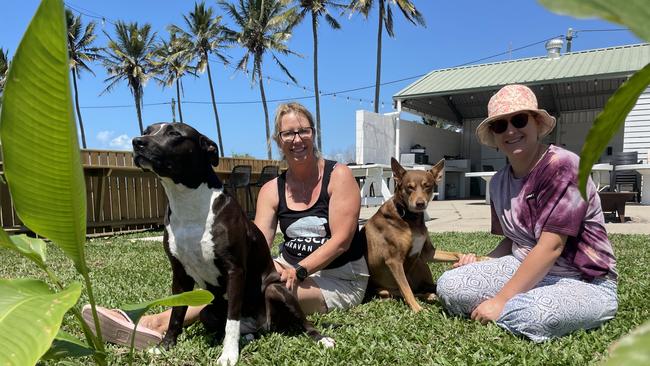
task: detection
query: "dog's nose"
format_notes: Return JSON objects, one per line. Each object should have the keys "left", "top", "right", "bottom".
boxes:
{"left": 132, "top": 137, "right": 148, "bottom": 150}
{"left": 415, "top": 200, "right": 426, "bottom": 209}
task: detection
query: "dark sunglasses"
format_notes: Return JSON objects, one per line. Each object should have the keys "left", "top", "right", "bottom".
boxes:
{"left": 489, "top": 112, "right": 531, "bottom": 134}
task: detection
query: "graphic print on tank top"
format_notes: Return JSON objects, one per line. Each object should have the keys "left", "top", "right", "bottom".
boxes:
{"left": 283, "top": 216, "right": 329, "bottom": 260}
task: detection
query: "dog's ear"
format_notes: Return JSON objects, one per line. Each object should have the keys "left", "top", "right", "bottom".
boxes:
{"left": 199, "top": 135, "right": 220, "bottom": 166}
{"left": 390, "top": 157, "right": 407, "bottom": 180}
{"left": 430, "top": 159, "right": 445, "bottom": 185}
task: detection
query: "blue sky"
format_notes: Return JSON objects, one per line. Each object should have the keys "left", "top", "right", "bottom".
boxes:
{"left": 1, "top": 1, "right": 642, "bottom": 159}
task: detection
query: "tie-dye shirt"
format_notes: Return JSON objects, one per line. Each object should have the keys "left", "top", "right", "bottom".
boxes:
{"left": 490, "top": 145, "right": 617, "bottom": 280}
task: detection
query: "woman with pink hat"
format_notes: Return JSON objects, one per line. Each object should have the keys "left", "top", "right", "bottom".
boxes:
{"left": 436, "top": 84, "right": 618, "bottom": 342}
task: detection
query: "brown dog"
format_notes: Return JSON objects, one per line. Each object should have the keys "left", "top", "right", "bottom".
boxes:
{"left": 363, "top": 158, "right": 488, "bottom": 312}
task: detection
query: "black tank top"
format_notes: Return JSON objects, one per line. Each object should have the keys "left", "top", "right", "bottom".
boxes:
{"left": 277, "top": 159, "right": 363, "bottom": 269}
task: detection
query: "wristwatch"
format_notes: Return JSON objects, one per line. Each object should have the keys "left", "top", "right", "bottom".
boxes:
{"left": 294, "top": 264, "right": 308, "bottom": 282}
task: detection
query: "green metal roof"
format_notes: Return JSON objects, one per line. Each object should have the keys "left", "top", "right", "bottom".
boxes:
{"left": 394, "top": 43, "right": 650, "bottom": 99}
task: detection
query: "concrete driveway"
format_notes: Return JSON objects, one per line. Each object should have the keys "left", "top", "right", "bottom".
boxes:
{"left": 360, "top": 199, "right": 650, "bottom": 235}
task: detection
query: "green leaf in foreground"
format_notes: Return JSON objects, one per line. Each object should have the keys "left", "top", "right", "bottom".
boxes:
{"left": 41, "top": 330, "right": 95, "bottom": 361}
{"left": 603, "top": 320, "right": 650, "bottom": 365}
{"left": 539, "top": 0, "right": 650, "bottom": 42}
{"left": 0, "top": 231, "right": 47, "bottom": 270}
{"left": 577, "top": 63, "right": 650, "bottom": 198}
{"left": 0, "top": 279, "right": 82, "bottom": 366}
{"left": 0, "top": 0, "right": 87, "bottom": 272}
{"left": 121, "top": 289, "right": 214, "bottom": 324}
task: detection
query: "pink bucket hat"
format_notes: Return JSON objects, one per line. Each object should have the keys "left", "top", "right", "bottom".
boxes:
{"left": 476, "top": 84, "right": 556, "bottom": 148}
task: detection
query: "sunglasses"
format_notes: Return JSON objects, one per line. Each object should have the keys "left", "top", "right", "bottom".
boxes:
{"left": 279, "top": 127, "right": 314, "bottom": 142}
{"left": 488, "top": 112, "right": 531, "bottom": 134}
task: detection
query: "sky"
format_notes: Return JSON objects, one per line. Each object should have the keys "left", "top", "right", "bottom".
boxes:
{"left": 1, "top": 0, "right": 642, "bottom": 160}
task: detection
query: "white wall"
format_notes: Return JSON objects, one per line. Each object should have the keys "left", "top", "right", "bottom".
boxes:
{"left": 397, "top": 119, "right": 461, "bottom": 163}
{"left": 557, "top": 109, "right": 624, "bottom": 161}
{"left": 355, "top": 110, "right": 462, "bottom": 165}
{"left": 624, "top": 87, "right": 650, "bottom": 163}
{"left": 355, "top": 110, "right": 395, "bottom": 164}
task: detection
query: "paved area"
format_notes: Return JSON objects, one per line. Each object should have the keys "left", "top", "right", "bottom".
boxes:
{"left": 360, "top": 199, "right": 650, "bottom": 235}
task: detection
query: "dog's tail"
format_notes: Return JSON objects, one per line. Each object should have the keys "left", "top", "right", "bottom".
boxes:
{"left": 433, "top": 250, "right": 491, "bottom": 263}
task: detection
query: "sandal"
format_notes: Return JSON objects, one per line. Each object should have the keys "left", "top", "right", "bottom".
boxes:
{"left": 81, "top": 304, "right": 163, "bottom": 350}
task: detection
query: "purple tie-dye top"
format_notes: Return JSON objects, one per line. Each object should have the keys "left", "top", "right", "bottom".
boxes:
{"left": 490, "top": 145, "right": 617, "bottom": 280}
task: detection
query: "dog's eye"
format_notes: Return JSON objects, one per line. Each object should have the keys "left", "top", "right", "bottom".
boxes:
{"left": 168, "top": 130, "right": 182, "bottom": 137}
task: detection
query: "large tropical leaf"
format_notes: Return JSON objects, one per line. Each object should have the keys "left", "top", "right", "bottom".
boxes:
{"left": 603, "top": 320, "right": 650, "bottom": 365}
{"left": 0, "top": 231, "right": 47, "bottom": 270}
{"left": 539, "top": 0, "right": 650, "bottom": 42}
{"left": 121, "top": 289, "right": 214, "bottom": 324}
{"left": 576, "top": 63, "right": 650, "bottom": 197}
{"left": 121, "top": 289, "right": 214, "bottom": 358}
{"left": 0, "top": 279, "right": 82, "bottom": 366}
{"left": 0, "top": 0, "right": 87, "bottom": 272}
{"left": 41, "top": 330, "right": 95, "bottom": 361}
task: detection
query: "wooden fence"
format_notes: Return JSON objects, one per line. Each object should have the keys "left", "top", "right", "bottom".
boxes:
{"left": 0, "top": 149, "right": 285, "bottom": 236}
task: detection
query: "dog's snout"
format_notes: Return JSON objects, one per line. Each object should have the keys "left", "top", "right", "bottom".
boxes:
{"left": 132, "top": 137, "right": 148, "bottom": 150}
{"left": 415, "top": 199, "right": 427, "bottom": 209}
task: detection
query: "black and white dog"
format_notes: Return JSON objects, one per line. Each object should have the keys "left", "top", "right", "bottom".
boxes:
{"left": 132, "top": 122, "right": 333, "bottom": 365}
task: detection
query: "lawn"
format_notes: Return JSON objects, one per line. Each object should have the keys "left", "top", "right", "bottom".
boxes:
{"left": 2, "top": 231, "right": 649, "bottom": 365}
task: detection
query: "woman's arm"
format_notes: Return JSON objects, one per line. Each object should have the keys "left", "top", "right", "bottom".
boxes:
{"left": 471, "top": 231, "right": 567, "bottom": 323}
{"left": 296, "top": 164, "right": 361, "bottom": 274}
{"left": 253, "top": 178, "right": 279, "bottom": 249}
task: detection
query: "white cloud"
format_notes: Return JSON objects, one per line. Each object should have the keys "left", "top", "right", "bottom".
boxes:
{"left": 96, "top": 130, "right": 114, "bottom": 144}
{"left": 109, "top": 134, "right": 132, "bottom": 151}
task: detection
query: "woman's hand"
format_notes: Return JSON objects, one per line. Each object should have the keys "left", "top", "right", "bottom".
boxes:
{"left": 453, "top": 253, "right": 478, "bottom": 268}
{"left": 471, "top": 295, "right": 507, "bottom": 324}
{"left": 279, "top": 266, "right": 298, "bottom": 291}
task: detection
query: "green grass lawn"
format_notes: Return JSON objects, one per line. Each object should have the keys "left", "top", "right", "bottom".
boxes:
{"left": 2, "top": 231, "right": 649, "bottom": 365}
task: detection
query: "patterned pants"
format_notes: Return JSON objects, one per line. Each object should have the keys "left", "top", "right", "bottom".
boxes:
{"left": 436, "top": 255, "right": 618, "bottom": 342}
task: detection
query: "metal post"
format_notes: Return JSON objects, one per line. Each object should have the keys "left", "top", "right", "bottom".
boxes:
{"left": 566, "top": 28, "right": 573, "bottom": 53}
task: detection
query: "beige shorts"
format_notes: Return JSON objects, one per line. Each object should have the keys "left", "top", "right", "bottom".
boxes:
{"left": 275, "top": 255, "right": 369, "bottom": 312}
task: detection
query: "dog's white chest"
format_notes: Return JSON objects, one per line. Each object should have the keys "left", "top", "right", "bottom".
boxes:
{"left": 162, "top": 180, "right": 223, "bottom": 288}
{"left": 409, "top": 232, "right": 426, "bottom": 257}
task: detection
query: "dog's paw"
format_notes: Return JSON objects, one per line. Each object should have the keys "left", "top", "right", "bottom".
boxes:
{"left": 147, "top": 346, "right": 163, "bottom": 355}
{"left": 158, "top": 337, "right": 176, "bottom": 350}
{"left": 217, "top": 350, "right": 239, "bottom": 366}
{"left": 318, "top": 336, "right": 336, "bottom": 348}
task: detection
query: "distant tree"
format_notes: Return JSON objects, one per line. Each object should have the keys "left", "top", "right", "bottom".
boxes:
{"left": 153, "top": 32, "right": 197, "bottom": 123}
{"left": 348, "top": 0, "right": 425, "bottom": 113}
{"left": 169, "top": 1, "right": 230, "bottom": 156}
{"left": 296, "top": 0, "right": 344, "bottom": 151}
{"left": 101, "top": 21, "right": 157, "bottom": 134}
{"left": 219, "top": 0, "right": 301, "bottom": 159}
{"left": 0, "top": 48, "right": 9, "bottom": 106}
{"left": 65, "top": 9, "right": 101, "bottom": 149}
{"left": 231, "top": 152, "right": 255, "bottom": 158}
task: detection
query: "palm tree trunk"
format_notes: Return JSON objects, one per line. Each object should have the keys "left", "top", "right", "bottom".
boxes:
{"left": 175, "top": 78, "right": 184, "bottom": 123}
{"left": 71, "top": 70, "right": 87, "bottom": 148}
{"left": 373, "top": 0, "right": 385, "bottom": 114}
{"left": 134, "top": 91, "right": 144, "bottom": 135}
{"left": 257, "top": 58, "right": 272, "bottom": 160}
{"left": 205, "top": 51, "right": 224, "bottom": 157}
{"left": 311, "top": 10, "right": 322, "bottom": 151}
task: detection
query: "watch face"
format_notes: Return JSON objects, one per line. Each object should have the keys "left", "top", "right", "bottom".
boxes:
{"left": 296, "top": 266, "right": 308, "bottom": 280}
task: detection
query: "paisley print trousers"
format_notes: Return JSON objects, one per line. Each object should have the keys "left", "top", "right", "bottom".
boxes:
{"left": 436, "top": 255, "right": 617, "bottom": 342}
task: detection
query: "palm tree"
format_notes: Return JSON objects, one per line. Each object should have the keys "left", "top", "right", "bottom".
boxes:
{"left": 296, "top": 0, "right": 343, "bottom": 151}
{"left": 101, "top": 21, "right": 157, "bottom": 134}
{"left": 169, "top": 2, "right": 230, "bottom": 157}
{"left": 66, "top": 9, "right": 101, "bottom": 149}
{"left": 219, "top": 0, "right": 301, "bottom": 159}
{"left": 348, "top": 0, "right": 425, "bottom": 113}
{"left": 0, "top": 48, "right": 9, "bottom": 107}
{"left": 153, "top": 32, "right": 197, "bottom": 123}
